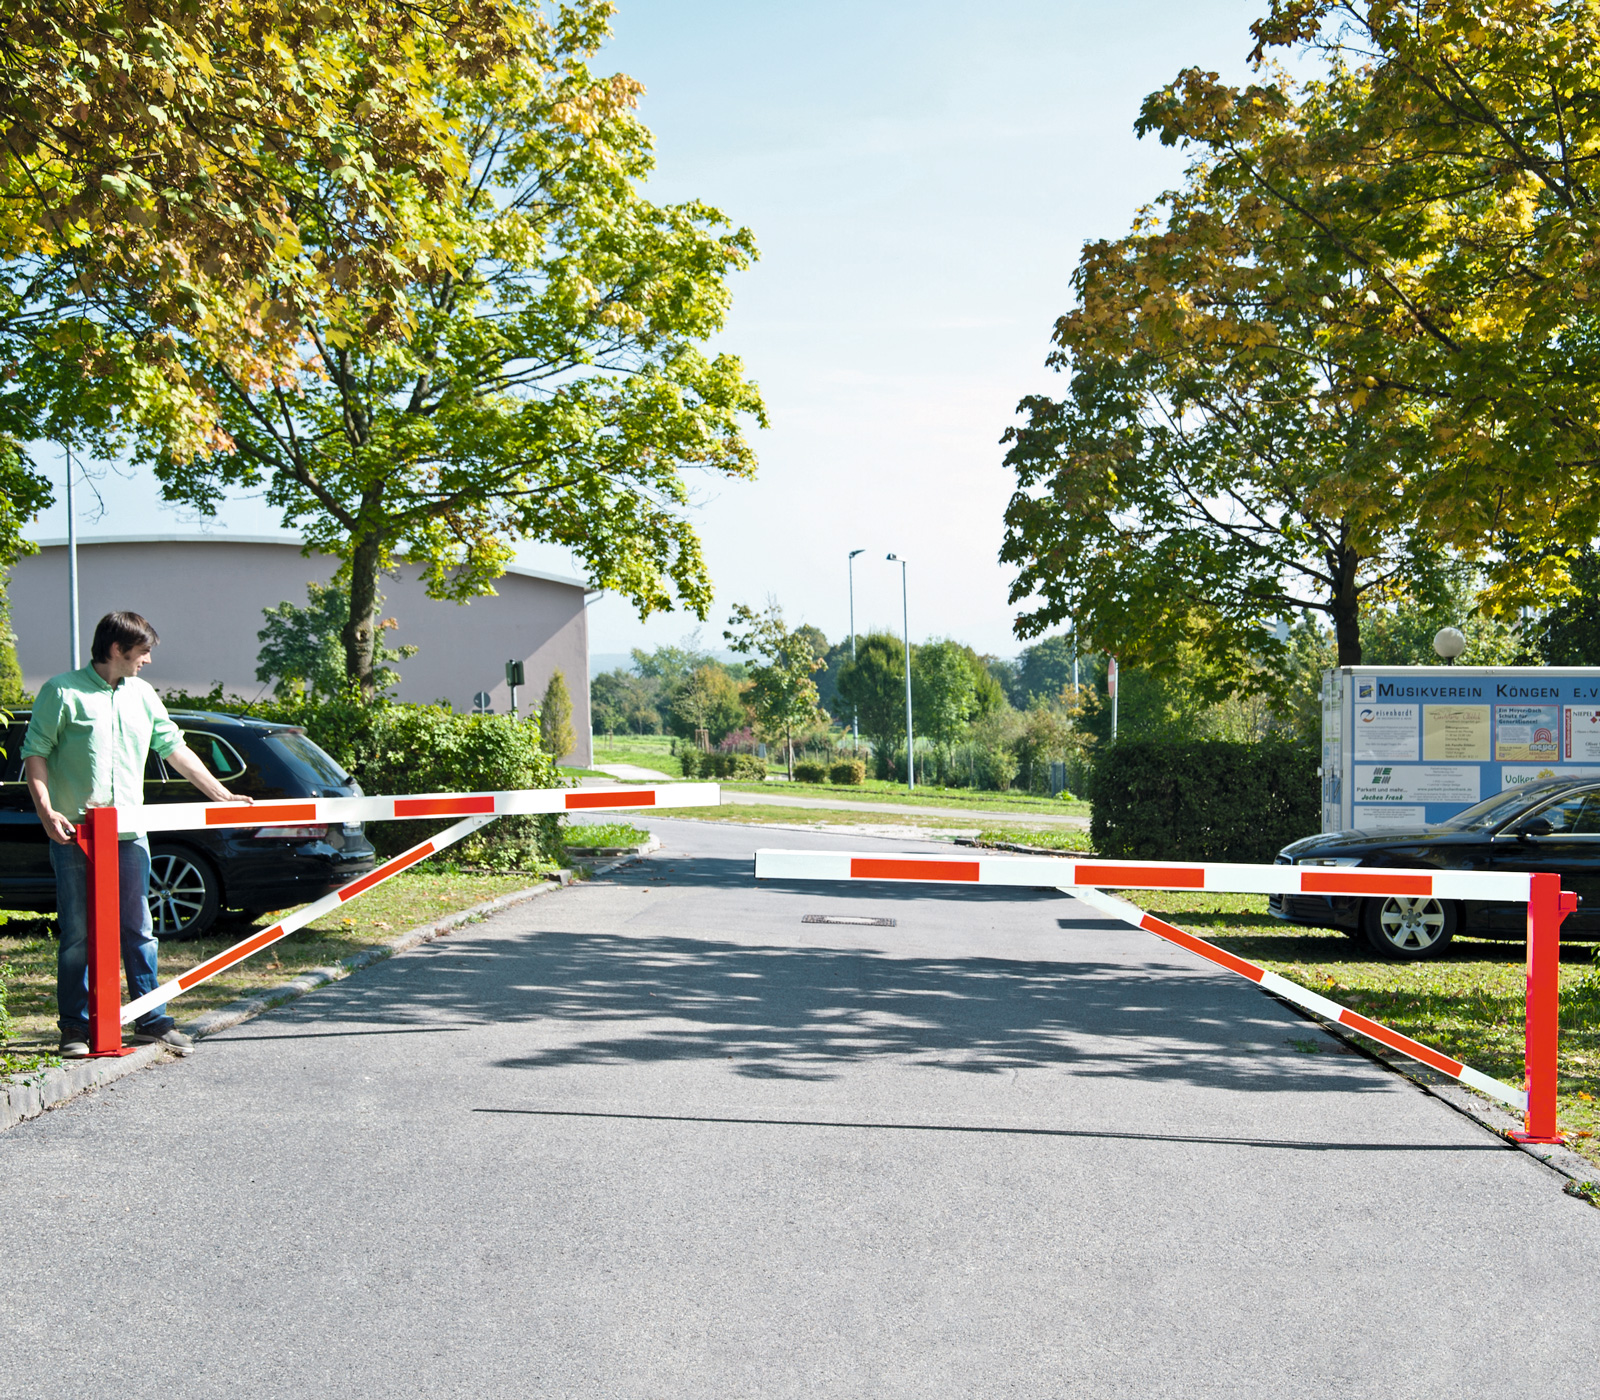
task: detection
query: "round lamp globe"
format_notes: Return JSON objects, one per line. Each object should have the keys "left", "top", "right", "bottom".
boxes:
{"left": 1433, "top": 626, "right": 1467, "bottom": 662}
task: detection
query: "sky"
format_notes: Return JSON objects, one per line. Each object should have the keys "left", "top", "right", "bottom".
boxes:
{"left": 24, "top": 0, "right": 1271, "bottom": 663}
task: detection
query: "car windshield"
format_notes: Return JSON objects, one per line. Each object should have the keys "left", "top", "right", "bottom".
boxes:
{"left": 265, "top": 731, "right": 351, "bottom": 787}
{"left": 1438, "top": 785, "right": 1556, "bottom": 831}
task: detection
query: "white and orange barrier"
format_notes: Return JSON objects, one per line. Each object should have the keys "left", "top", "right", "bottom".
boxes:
{"left": 754, "top": 849, "right": 1575, "bottom": 1145}
{"left": 76, "top": 785, "right": 714, "bottom": 1059}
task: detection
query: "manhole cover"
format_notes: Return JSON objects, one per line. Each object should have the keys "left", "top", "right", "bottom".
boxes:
{"left": 802, "top": 914, "right": 896, "bottom": 927}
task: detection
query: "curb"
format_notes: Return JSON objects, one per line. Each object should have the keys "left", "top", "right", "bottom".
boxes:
{"left": 954, "top": 837, "right": 1096, "bottom": 857}
{"left": 562, "top": 836, "right": 661, "bottom": 860}
{"left": 0, "top": 870, "right": 577, "bottom": 1134}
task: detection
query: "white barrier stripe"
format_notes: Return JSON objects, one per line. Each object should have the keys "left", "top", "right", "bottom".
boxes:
{"left": 752, "top": 849, "right": 1533, "bottom": 902}
{"left": 1063, "top": 885, "right": 1528, "bottom": 1113}
{"left": 120, "top": 813, "right": 496, "bottom": 1025}
{"left": 124, "top": 783, "right": 721, "bottom": 834}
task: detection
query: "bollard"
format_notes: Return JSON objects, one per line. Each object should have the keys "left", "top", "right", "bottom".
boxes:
{"left": 81, "top": 806, "right": 134, "bottom": 1058}
{"left": 1512, "top": 872, "right": 1575, "bottom": 1144}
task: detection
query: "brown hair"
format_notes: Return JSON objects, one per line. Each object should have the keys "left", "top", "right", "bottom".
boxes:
{"left": 90, "top": 611, "right": 160, "bottom": 663}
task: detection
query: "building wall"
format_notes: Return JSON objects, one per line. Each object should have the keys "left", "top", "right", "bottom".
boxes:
{"left": 8, "top": 538, "right": 593, "bottom": 766}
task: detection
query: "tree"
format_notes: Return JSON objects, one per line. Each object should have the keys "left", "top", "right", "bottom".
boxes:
{"left": 0, "top": 588, "right": 23, "bottom": 707}
{"left": 256, "top": 580, "right": 415, "bottom": 699}
{"left": 724, "top": 602, "right": 822, "bottom": 779}
{"left": 1011, "top": 637, "right": 1079, "bottom": 708}
{"left": 142, "top": 3, "right": 764, "bottom": 694}
{"left": 910, "top": 640, "right": 976, "bottom": 782}
{"left": 836, "top": 633, "right": 908, "bottom": 780}
{"left": 666, "top": 663, "right": 747, "bottom": 746}
{"left": 589, "top": 668, "right": 661, "bottom": 735}
{"left": 538, "top": 670, "right": 576, "bottom": 761}
{"left": 0, "top": 442, "right": 53, "bottom": 603}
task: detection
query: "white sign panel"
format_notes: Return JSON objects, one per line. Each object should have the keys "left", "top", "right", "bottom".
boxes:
{"left": 1352, "top": 764, "right": 1481, "bottom": 805}
{"left": 1566, "top": 707, "right": 1600, "bottom": 761}
{"left": 1352, "top": 703, "right": 1418, "bottom": 761}
{"left": 1353, "top": 804, "right": 1428, "bottom": 831}
{"left": 1501, "top": 764, "right": 1600, "bottom": 791}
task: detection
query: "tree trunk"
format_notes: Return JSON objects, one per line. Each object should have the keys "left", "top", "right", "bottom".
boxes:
{"left": 1327, "top": 536, "right": 1363, "bottom": 667}
{"left": 343, "top": 532, "right": 383, "bottom": 697}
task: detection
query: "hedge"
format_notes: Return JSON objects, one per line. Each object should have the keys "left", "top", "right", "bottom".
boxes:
{"left": 791, "top": 761, "right": 827, "bottom": 784}
{"left": 829, "top": 759, "right": 866, "bottom": 785}
{"left": 1088, "top": 739, "right": 1318, "bottom": 864}
{"left": 679, "top": 750, "right": 768, "bottom": 781}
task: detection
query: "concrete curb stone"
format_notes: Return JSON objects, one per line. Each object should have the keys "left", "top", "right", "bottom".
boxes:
{"left": 1, "top": 867, "right": 588, "bottom": 1133}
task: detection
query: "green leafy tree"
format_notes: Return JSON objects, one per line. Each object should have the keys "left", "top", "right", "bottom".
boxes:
{"left": 589, "top": 669, "right": 661, "bottom": 735}
{"left": 667, "top": 663, "right": 747, "bottom": 746}
{"left": 256, "top": 580, "right": 415, "bottom": 699}
{"left": 0, "top": 588, "right": 24, "bottom": 707}
{"left": 538, "top": 669, "right": 576, "bottom": 761}
{"left": 724, "top": 602, "right": 822, "bottom": 779}
{"left": 836, "top": 633, "right": 908, "bottom": 780}
{"left": 145, "top": 4, "right": 764, "bottom": 694}
{"left": 910, "top": 639, "right": 976, "bottom": 782}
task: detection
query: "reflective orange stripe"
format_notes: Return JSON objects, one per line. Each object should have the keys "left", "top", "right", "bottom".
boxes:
{"left": 394, "top": 795, "right": 496, "bottom": 817}
{"left": 211, "top": 802, "right": 315, "bottom": 826}
{"left": 1301, "top": 871, "right": 1432, "bottom": 897}
{"left": 567, "top": 790, "right": 657, "bottom": 809}
{"left": 1076, "top": 864, "right": 1206, "bottom": 889}
{"left": 850, "top": 858, "right": 980, "bottom": 882}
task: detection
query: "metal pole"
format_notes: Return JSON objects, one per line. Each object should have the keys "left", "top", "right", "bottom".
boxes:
{"left": 848, "top": 549, "right": 864, "bottom": 752}
{"left": 888, "top": 554, "right": 912, "bottom": 792}
{"left": 1072, "top": 623, "right": 1079, "bottom": 700}
{"left": 66, "top": 446, "right": 80, "bottom": 669}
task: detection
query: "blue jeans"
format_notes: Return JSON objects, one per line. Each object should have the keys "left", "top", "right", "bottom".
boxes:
{"left": 50, "top": 836, "right": 173, "bottom": 1037}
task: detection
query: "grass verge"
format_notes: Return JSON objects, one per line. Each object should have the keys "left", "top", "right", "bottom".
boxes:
{"left": 564, "top": 821, "right": 652, "bottom": 849}
{"left": 1128, "top": 890, "right": 1600, "bottom": 1169}
{"left": 974, "top": 827, "right": 1095, "bottom": 852}
{"left": 0, "top": 867, "right": 547, "bottom": 1073}
{"left": 719, "top": 779, "right": 1089, "bottom": 817}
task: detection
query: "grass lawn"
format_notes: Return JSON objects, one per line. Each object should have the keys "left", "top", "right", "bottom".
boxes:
{"left": 719, "top": 779, "right": 1090, "bottom": 818}
{"left": 0, "top": 867, "right": 548, "bottom": 1078}
{"left": 666, "top": 805, "right": 987, "bottom": 831}
{"left": 974, "top": 827, "right": 1096, "bottom": 852}
{"left": 1128, "top": 889, "right": 1600, "bottom": 1169}
{"left": 592, "top": 736, "right": 680, "bottom": 776}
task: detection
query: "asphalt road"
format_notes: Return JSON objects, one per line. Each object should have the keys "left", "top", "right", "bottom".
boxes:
{"left": 3, "top": 818, "right": 1596, "bottom": 1399}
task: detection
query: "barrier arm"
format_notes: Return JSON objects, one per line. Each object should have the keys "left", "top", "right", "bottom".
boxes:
{"left": 753, "top": 849, "right": 1574, "bottom": 1143}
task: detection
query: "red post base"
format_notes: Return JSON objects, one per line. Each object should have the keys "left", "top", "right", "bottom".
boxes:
{"left": 79, "top": 806, "right": 128, "bottom": 1057}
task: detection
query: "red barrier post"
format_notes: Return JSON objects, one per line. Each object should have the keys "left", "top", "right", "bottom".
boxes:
{"left": 81, "top": 806, "right": 133, "bottom": 1058}
{"left": 1514, "top": 872, "right": 1575, "bottom": 1144}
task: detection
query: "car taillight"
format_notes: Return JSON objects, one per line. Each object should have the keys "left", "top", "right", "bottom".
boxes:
{"left": 251, "top": 824, "right": 331, "bottom": 840}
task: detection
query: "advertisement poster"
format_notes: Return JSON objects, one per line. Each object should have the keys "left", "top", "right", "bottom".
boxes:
{"left": 1422, "top": 705, "right": 1491, "bottom": 761}
{"left": 1567, "top": 706, "right": 1600, "bottom": 761}
{"left": 1353, "top": 764, "right": 1480, "bottom": 804}
{"left": 1353, "top": 805, "right": 1427, "bottom": 831}
{"left": 1352, "top": 703, "right": 1418, "bottom": 761}
{"left": 1495, "top": 704, "right": 1561, "bottom": 762}
{"left": 1502, "top": 764, "right": 1600, "bottom": 790}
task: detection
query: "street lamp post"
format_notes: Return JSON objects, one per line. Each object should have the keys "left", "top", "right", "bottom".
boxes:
{"left": 887, "top": 553, "right": 913, "bottom": 792}
{"left": 848, "top": 549, "right": 865, "bottom": 751}
{"left": 65, "top": 445, "right": 80, "bottom": 669}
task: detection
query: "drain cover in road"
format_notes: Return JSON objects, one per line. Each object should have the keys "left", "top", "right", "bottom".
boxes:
{"left": 802, "top": 914, "right": 896, "bottom": 927}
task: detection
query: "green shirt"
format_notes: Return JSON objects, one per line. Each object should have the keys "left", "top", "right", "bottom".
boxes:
{"left": 20, "top": 665, "right": 184, "bottom": 839}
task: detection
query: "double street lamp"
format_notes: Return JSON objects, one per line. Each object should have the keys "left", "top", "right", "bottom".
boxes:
{"left": 847, "top": 549, "right": 865, "bottom": 751}
{"left": 886, "top": 553, "right": 913, "bottom": 792}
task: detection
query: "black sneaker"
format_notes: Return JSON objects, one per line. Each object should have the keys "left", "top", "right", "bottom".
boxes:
{"left": 59, "top": 1038, "right": 89, "bottom": 1059}
{"left": 132, "top": 1027, "right": 194, "bottom": 1056}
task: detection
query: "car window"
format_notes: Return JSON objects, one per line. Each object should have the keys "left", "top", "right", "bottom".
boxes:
{"left": 264, "top": 731, "right": 350, "bottom": 787}
{"left": 1532, "top": 791, "right": 1600, "bottom": 835}
{"left": 178, "top": 730, "right": 248, "bottom": 782}
{"left": 1439, "top": 786, "right": 1548, "bottom": 831}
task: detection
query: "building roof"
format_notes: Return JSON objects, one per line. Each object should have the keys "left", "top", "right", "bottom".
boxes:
{"left": 27, "top": 532, "right": 592, "bottom": 591}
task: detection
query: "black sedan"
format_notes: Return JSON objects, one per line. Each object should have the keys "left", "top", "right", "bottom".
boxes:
{"left": 0, "top": 710, "right": 376, "bottom": 938}
{"left": 1274, "top": 775, "right": 1600, "bottom": 960}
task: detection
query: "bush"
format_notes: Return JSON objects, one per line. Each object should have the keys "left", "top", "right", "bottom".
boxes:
{"left": 1089, "top": 738, "right": 1318, "bottom": 864}
{"left": 829, "top": 759, "right": 866, "bottom": 785}
{"left": 792, "top": 760, "right": 827, "bottom": 784}
{"left": 678, "top": 750, "right": 767, "bottom": 781}
{"left": 680, "top": 749, "right": 702, "bottom": 778}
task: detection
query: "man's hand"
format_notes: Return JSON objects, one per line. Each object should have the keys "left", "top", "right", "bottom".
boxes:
{"left": 163, "top": 744, "right": 255, "bottom": 806}
{"left": 23, "top": 755, "right": 75, "bottom": 844}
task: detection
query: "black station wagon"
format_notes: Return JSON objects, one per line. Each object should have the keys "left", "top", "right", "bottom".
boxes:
{"left": 1273, "top": 775, "right": 1600, "bottom": 960}
{"left": 0, "top": 710, "right": 376, "bottom": 938}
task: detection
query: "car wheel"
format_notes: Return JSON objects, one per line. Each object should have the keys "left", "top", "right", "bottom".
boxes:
{"left": 1362, "top": 894, "right": 1457, "bottom": 960}
{"left": 148, "top": 846, "right": 221, "bottom": 940}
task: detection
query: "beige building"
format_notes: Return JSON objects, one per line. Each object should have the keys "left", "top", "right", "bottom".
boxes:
{"left": 9, "top": 535, "right": 595, "bottom": 766}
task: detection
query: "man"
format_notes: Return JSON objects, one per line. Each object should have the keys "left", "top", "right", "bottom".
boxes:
{"left": 22, "top": 611, "right": 252, "bottom": 1058}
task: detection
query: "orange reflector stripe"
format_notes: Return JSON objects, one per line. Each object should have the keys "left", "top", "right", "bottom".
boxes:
{"left": 212, "top": 802, "right": 316, "bottom": 826}
{"left": 1337, "top": 1009, "right": 1464, "bottom": 1076}
{"left": 394, "top": 795, "right": 495, "bottom": 818}
{"left": 1076, "top": 864, "right": 1206, "bottom": 889}
{"left": 567, "top": 789, "right": 657, "bottom": 809}
{"left": 178, "top": 925, "right": 285, "bottom": 987}
{"left": 337, "top": 843, "right": 436, "bottom": 902}
{"left": 1140, "top": 914, "right": 1266, "bottom": 982}
{"left": 849, "top": 858, "right": 980, "bottom": 882}
{"left": 1301, "top": 870, "right": 1432, "bottom": 896}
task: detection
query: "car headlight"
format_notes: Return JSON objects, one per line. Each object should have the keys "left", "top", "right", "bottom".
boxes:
{"left": 1296, "top": 856, "right": 1364, "bottom": 867}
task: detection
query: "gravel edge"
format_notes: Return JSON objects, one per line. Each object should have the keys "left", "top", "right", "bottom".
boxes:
{"left": 1, "top": 868, "right": 588, "bottom": 1133}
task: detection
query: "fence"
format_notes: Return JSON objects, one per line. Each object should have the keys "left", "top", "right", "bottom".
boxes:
{"left": 753, "top": 849, "right": 1575, "bottom": 1145}
{"left": 77, "top": 783, "right": 718, "bottom": 1056}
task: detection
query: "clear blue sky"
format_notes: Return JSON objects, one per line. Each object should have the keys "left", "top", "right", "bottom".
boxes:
{"left": 25, "top": 0, "right": 1268, "bottom": 661}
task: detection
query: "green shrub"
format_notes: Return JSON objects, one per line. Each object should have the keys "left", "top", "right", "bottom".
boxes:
{"left": 792, "top": 760, "right": 827, "bottom": 784}
{"left": 1089, "top": 738, "right": 1318, "bottom": 863}
{"left": 678, "top": 750, "right": 766, "bottom": 781}
{"left": 829, "top": 759, "right": 866, "bottom": 785}
{"left": 680, "top": 749, "right": 702, "bottom": 778}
